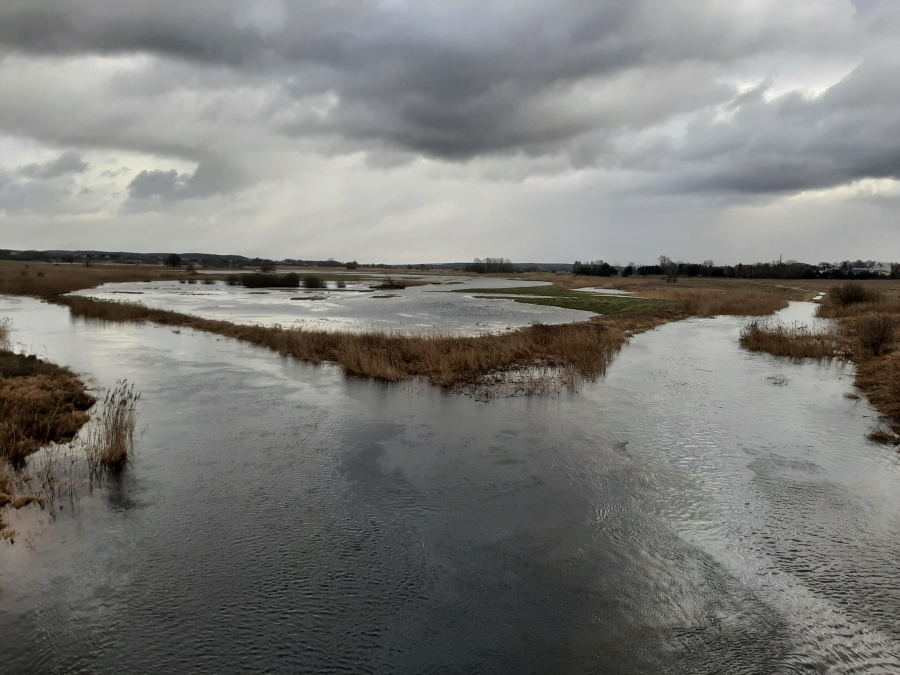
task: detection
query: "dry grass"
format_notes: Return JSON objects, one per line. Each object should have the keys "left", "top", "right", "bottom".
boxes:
{"left": 816, "top": 298, "right": 900, "bottom": 319}
{"left": 84, "top": 380, "right": 140, "bottom": 476}
{"left": 739, "top": 321, "right": 843, "bottom": 360}
{"left": 0, "top": 316, "right": 10, "bottom": 350}
{"left": 640, "top": 287, "right": 789, "bottom": 316}
{"left": 1, "top": 350, "right": 96, "bottom": 466}
{"left": 0, "top": 260, "right": 194, "bottom": 297}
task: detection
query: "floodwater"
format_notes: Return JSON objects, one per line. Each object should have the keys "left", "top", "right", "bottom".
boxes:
{"left": 1, "top": 296, "right": 899, "bottom": 674}
{"left": 70, "top": 276, "right": 591, "bottom": 335}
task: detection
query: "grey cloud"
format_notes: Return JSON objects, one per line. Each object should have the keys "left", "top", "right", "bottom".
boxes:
{"left": 0, "top": 0, "right": 893, "bottom": 207}
{"left": 0, "top": 1, "right": 860, "bottom": 162}
{"left": 127, "top": 161, "right": 242, "bottom": 206}
{"left": 128, "top": 168, "right": 189, "bottom": 200}
{"left": 662, "top": 60, "right": 900, "bottom": 194}
{"left": 18, "top": 151, "right": 88, "bottom": 179}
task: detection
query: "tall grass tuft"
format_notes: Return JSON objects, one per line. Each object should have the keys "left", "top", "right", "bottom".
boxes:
{"left": 829, "top": 283, "right": 882, "bottom": 307}
{"left": 739, "top": 320, "right": 842, "bottom": 360}
{"left": 84, "top": 380, "right": 140, "bottom": 475}
{"left": 850, "top": 314, "right": 895, "bottom": 357}
{"left": 0, "top": 317, "right": 11, "bottom": 350}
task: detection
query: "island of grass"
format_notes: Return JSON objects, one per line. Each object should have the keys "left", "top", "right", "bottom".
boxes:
{"left": 1, "top": 345, "right": 96, "bottom": 540}
{"left": 452, "top": 285, "right": 676, "bottom": 316}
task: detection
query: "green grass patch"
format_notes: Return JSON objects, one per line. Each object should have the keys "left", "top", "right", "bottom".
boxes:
{"left": 453, "top": 286, "right": 674, "bottom": 316}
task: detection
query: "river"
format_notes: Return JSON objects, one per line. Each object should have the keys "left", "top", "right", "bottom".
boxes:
{"left": 1, "top": 296, "right": 898, "bottom": 673}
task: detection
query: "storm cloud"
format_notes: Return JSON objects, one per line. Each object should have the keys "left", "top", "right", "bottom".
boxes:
{"left": 0, "top": 0, "right": 898, "bottom": 261}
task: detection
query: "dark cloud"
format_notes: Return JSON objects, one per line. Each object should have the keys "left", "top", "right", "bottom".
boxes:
{"left": 127, "top": 168, "right": 189, "bottom": 200}
{"left": 664, "top": 60, "right": 900, "bottom": 194}
{"left": 18, "top": 151, "right": 88, "bottom": 179}
{"left": 0, "top": 1, "right": 862, "bottom": 163}
{"left": 126, "top": 161, "right": 242, "bottom": 206}
{"left": 0, "top": 0, "right": 899, "bottom": 264}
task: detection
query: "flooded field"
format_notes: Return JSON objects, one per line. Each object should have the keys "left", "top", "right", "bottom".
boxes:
{"left": 70, "top": 276, "right": 593, "bottom": 335}
{"left": 2, "top": 296, "right": 899, "bottom": 673}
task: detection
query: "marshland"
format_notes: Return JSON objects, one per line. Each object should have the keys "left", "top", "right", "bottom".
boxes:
{"left": 3, "top": 260, "right": 900, "bottom": 673}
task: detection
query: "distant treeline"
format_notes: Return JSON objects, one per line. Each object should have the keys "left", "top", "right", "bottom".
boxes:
{"left": 574, "top": 258, "right": 900, "bottom": 280}
{"left": 465, "top": 258, "right": 517, "bottom": 273}
{"left": 0, "top": 249, "right": 255, "bottom": 266}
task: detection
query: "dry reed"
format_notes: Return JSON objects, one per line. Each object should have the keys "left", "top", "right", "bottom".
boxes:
{"left": 0, "top": 317, "right": 11, "bottom": 350}
{"left": 739, "top": 320, "right": 843, "bottom": 360}
{"left": 1, "top": 352, "right": 95, "bottom": 466}
{"left": 84, "top": 380, "right": 140, "bottom": 476}
{"left": 641, "top": 288, "right": 789, "bottom": 316}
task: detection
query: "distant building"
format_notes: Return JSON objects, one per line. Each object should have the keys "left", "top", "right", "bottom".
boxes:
{"left": 869, "top": 262, "right": 891, "bottom": 277}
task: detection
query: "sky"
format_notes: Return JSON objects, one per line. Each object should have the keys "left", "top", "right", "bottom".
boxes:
{"left": 0, "top": 0, "right": 898, "bottom": 264}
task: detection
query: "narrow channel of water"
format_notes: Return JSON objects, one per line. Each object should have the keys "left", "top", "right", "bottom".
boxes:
{"left": 1, "top": 297, "right": 898, "bottom": 673}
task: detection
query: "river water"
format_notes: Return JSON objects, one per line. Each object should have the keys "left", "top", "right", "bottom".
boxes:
{"left": 1, "top": 297, "right": 899, "bottom": 673}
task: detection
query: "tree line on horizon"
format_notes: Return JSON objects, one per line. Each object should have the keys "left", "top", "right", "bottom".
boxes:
{"left": 573, "top": 257, "right": 900, "bottom": 280}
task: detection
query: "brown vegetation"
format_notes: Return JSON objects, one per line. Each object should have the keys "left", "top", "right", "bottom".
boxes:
{"left": 84, "top": 380, "right": 140, "bottom": 475}
{"left": 1, "top": 350, "right": 96, "bottom": 466}
{"left": 739, "top": 321, "right": 842, "bottom": 360}
{"left": 0, "top": 260, "right": 192, "bottom": 297}
{"left": 640, "top": 287, "right": 789, "bottom": 317}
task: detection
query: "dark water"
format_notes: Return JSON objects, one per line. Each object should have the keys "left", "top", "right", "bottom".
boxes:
{"left": 1, "top": 297, "right": 899, "bottom": 673}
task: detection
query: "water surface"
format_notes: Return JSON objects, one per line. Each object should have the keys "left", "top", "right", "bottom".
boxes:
{"left": 1, "top": 297, "right": 898, "bottom": 673}
{"left": 71, "top": 276, "right": 591, "bottom": 335}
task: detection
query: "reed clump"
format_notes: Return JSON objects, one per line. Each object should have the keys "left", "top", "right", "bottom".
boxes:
{"left": 84, "top": 380, "right": 140, "bottom": 475}
{"left": 739, "top": 320, "right": 843, "bottom": 360}
{"left": 1, "top": 350, "right": 95, "bottom": 466}
{"left": 0, "top": 317, "right": 11, "bottom": 350}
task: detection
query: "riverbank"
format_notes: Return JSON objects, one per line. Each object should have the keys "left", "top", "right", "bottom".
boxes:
{"left": 740, "top": 285, "right": 900, "bottom": 444}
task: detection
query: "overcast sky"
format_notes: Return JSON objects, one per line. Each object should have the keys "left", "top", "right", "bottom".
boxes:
{"left": 1, "top": 0, "right": 898, "bottom": 264}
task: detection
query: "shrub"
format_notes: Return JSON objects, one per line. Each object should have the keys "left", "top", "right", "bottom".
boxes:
{"left": 852, "top": 314, "right": 895, "bottom": 357}
{"left": 303, "top": 275, "right": 326, "bottom": 289}
{"left": 225, "top": 275, "right": 242, "bottom": 286}
{"left": 830, "top": 283, "right": 881, "bottom": 307}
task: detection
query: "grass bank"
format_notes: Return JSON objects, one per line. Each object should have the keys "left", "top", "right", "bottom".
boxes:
{"left": 0, "top": 350, "right": 95, "bottom": 466}
{"left": 456, "top": 284, "right": 789, "bottom": 317}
